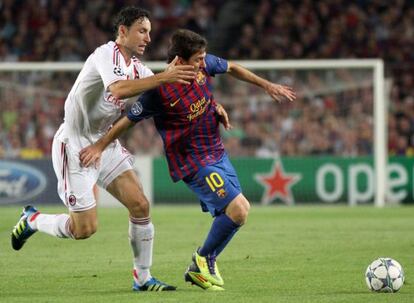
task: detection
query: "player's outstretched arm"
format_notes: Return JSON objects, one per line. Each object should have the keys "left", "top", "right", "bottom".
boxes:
{"left": 227, "top": 61, "right": 296, "bottom": 103}
{"left": 79, "top": 117, "right": 133, "bottom": 167}
{"left": 109, "top": 57, "right": 195, "bottom": 99}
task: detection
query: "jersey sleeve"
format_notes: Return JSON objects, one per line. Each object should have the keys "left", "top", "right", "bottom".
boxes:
{"left": 92, "top": 45, "right": 126, "bottom": 90}
{"left": 205, "top": 54, "right": 228, "bottom": 76}
{"left": 137, "top": 64, "right": 154, "bottom": 78}
{"left": 127, "top": 89, "right": 162, "bottom": 123}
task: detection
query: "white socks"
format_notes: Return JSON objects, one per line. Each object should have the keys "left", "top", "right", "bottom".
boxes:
{"left": 28, "top": 212, "right": 154, "bottom": 285}
{"left": 28, "top": 213, "right": 73, "bottom": 239}
{"left": 129, "top": 217, "right": 154, "bottom": 285}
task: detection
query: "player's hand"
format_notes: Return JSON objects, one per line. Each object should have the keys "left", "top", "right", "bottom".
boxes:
{"left": 265, "top": 82, "right": 296, "bottom": 103}
{"left": 164, "top": 56, "right": 196, "bottom": 85}
{"left": 79, "top": 144, "right": 102, "bottom": 168}
{"left": 216, "top": 103, "right": 233, "bottom": 130}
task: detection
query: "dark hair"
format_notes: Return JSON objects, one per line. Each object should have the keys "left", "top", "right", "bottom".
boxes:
{"left": 113, "top": 6, "right": 150, "bottom": 36}
{"left": 167, "top": 29, "right": 207, "bottom": 63}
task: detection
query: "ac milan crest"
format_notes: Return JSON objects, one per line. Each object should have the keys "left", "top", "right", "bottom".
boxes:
{"left": 68, "top": 194, "right": 77, "bottom": 206}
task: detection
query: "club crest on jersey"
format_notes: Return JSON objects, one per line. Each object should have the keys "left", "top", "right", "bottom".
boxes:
{"left": 68, "top": 194, "right": 77, "bottom": 206}
{"left": 216, "top": 188, "right": 227, "bottom": 198}
{"left": 113, "top": 66, "right": 125, "bottom": 76}
{"left": 131, "top": 102, "right": 143, "bottom": 116}
{"left": 196, "top": 71, "right": 206, "bottom": 85}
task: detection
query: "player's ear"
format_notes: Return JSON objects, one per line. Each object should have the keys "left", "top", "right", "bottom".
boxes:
{"left": 177, "top": 57, "right": 186, "bottom": 65}
{"left": 118, "top": 25, "right": 127, "bottom": 37}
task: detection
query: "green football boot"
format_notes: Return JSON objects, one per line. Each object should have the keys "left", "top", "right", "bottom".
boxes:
{"left": 184, "top": 250, "right": 224, "bottom": 290}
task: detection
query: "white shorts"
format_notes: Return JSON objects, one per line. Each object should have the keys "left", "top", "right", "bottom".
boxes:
{"left": 51, "top": 134, "right": 134, "bottom": 212}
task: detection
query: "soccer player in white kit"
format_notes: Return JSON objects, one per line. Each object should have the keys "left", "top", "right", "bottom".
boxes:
{"left": 11, "top": 6, "right": 195, "bottom": 291}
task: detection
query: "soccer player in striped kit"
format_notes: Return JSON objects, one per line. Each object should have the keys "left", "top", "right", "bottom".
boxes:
{"left": 79, "top": 29, "right": 295, "bottom": 290}
{"left": 10, "top": 7, "right": 196, "bottom": 292}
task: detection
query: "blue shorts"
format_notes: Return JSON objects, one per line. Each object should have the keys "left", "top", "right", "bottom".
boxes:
{"left": 183, "top": 153, "right": 242, "bottom": 216}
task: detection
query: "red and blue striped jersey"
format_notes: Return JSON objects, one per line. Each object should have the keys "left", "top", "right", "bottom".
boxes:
{"left": 127, "top": 54, "right": 228, "bottom": 181}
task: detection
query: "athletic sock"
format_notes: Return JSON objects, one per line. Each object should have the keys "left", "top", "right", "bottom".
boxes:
{"left": 214, "top": 226, "right": 239, "bottom": 256}
{"left": 199, "top": 213, "right": 240, "bottom": 257}
{"left": 28, "top": 213, "right": 73, "bottom": 238}
{"left": 129, "top": 217, "right": 154, "bottom": 285}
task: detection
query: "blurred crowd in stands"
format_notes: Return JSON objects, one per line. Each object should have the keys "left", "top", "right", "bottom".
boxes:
{"left": 1, "top": 0, "right": 414, "bottom": 158}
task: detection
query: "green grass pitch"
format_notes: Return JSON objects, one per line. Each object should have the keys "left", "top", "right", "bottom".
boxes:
{"left": 1, "top": 205, "right": 413, "bottom": 303}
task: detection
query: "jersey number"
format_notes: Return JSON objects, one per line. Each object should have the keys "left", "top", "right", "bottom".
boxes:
{"left": 205, "top": 172, "right": 224, "bottom": 192}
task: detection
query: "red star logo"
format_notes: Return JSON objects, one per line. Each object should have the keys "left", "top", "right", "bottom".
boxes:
{"left": 255, "top": 160, "right": 301, "bottom": 205}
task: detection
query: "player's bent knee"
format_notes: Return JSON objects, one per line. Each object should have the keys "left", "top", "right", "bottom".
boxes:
{"left": 226, "top": 197, "right": 250, "bottom": 225}
{"left": 72, "top": 227, "right": 97, "bottom": 240}
{"left": 129, "top": 199, "right": 150, "bottom": 218}
{"left": 235, "top": 206, "right": 249, "bottom": 225}
{"left": 71, "top": 223, "right": 98, "bottom": 240}
{"left": 69, "top": 206, "right": 98, "bottom": 239}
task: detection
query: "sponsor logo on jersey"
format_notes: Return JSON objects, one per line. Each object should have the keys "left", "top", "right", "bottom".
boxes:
{"left": 131, "top": 102, "right": 143, "bottom": 116}
{"left": 170, "top": 98, "right": 180, "bottom": 107}
{"left": 187, "top": 97, "right": 211, "bottom": 121}
{"left": 0, "top": 161, "right": 47, "bottom": 204}
{"left": 104, "top": 94, "right": 125, "bottom": 109}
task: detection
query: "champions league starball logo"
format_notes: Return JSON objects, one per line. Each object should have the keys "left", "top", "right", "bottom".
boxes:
{"left": 113, "top": 66, "right": 125, "bottom": 76}
{"left": 131, "top": 102, "right": 143, "bottom": 116}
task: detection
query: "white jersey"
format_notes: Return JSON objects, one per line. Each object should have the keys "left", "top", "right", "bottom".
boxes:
{"left": 57, "top": 41, "right": 154, "bottom": 148}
